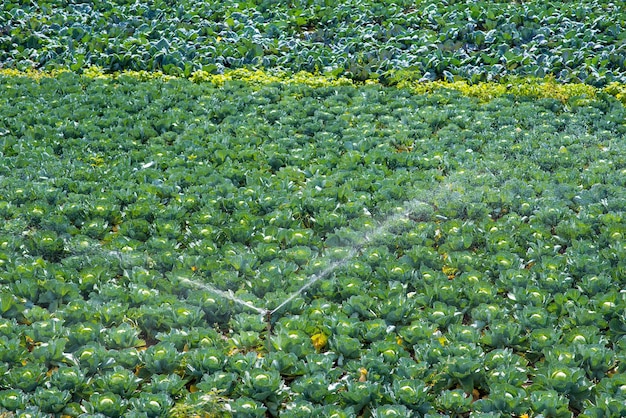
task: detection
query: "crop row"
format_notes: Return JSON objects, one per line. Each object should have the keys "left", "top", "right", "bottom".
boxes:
{"left": 1, "top": 74, "right": 626, "bottom": 416}
{"left": 1, "top": 0, "right": 625, "bottom": 84}
{"left": 4, "top": 66, "right": 626, "bottom": 108}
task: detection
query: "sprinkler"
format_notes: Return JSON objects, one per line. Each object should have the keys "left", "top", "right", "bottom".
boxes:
{"left": 180, "top": 198, "right": 435, "bottom": 354}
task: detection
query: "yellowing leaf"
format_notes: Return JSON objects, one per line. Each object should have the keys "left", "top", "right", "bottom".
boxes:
{"left": 442, "top": 265, "right": 458, "bottom": 278}
{"left": 311, "top": 333, "right": 328, "bottom": 351}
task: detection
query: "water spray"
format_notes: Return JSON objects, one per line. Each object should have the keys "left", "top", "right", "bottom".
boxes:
{"left": 178, "top": 197, "right": 435, "bottom": 353}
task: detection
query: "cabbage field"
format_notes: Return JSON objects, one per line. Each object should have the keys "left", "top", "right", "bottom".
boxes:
{"left": 1, "top": 1, "right": 626, "bottom": 417}
{"left": 3, "top": 0, "right": 626, "bottom": 84}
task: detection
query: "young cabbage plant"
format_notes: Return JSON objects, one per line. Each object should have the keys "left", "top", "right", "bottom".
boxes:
{"left": 575, "top": 344, "right": 616, "bottom": 381}
{"left": 543, "top": 345, "right": 580, "bottom": 368}
{"left": 32, "top": 386, "right": 72, "bottom": 414}
{"left": 304, "top": 352, "right": 339, "bottom": 376}
{"left": 284, "top": 245, "right": 314, "bottom": 266}
{"left": 230, "top": 312, "right": 268, "bottom": 333}
{"left": 435, "top": 389, "right": 472, "bottom": 416}
{"left": 142, "top": 342, "right": 181, "bottom": 375}
{"left": 446, "top": 324, "right": 481, "bottom": 344}
{"left": 266, "top": 351, "right": 306, "bottom": 377}
{"left": 66, "top": 321, "right": 103, "bottom": 350}
{"left": 28, "top": 318, "right": 64, "bottom": 342}
{"left": 62, "top": 299, "right": 94, "bottom": 325}
{"left": 104, "top": 322, "right": 145, "bottom": 349}
{"left": 532, "top": 363, "right": 594, "bottom": 410}
{"left": 291, "top": 373, "right": 332, "bottom": 404}
{"left": 341, "top": 380, "right": 381, "bottom": 414}
{"left": 76, "top": 342, "right": 115, "bottom": 375}
{"left": 465, "top": 280, "right": 497, "bottom": 307}
{"left": 578, "top": 274, "right": 613, "bottom": 296}
{"left": 485, "top": 366, "right": 528, "bottom": 389}
{"left": 231, "top": 330, "right": 263, "bottom": 350}
{"left": 111, "top": 347, "right": 142, "bottom": 370}
{"left": 0, "top": 336, "right": 28, "bottom": 365}
{"left": 0, "top": 317, "right": 21, "bottom": 339}
{"left": 50, "top": 366, "right": 88, "bottom": 394}
{"left": 370, "top": 340, "right": 409, "bottom": 365}
{"left": 5, "top": 405, "right": 49, "bottom": 418}
{"left": 594, "top": 371, "right": 626, "bottom": 401}
{"left": 94, "top": 366, "right": 142, "bottom": 397}
{"left": 0, "top": 389, "right": 29, "bottom": 411}
{"left": 82, "top": 218, "right": 110, "bottom": 240}
{"left": 226, "top": 351, "right": 259, "bottom": 375}
{"left": 515, "top": 305, "right": 554, "bottom": 330}
{"left": 317, "top": 405, "right": 356, "bottom": 418}
{"left": 528, "top": 328, "right": 563, "bottom": 354}
{"left": 130, "top": 392, "right": 174, "bottom": 417}
{"left": 228, "top": 397, "right": 267, "bottom": 418}
{"left": 11, "top": 278, "right": 41, "bottom": 310}
{"left": 398, "top": 320, "right": 438, "bottom": 346}
{"left": 480, "top": 321, "right": 526, "bottom": 349}
{"left": 350, "top": 355, "right": 393, "bottom": 384}
{"left": 31, "top": 337, "right": 71, "bottom": 366}
{"left": 393, "top": 357, "right": 430, "bottom": 382}
{"left": 27, "top": 230, "right": 66, "bottom": 261}
{"left": 472, "top": 383, "right": 529, "bottom": 415}
{"left": 371, "top": 404, "right": 413, "bottom": 418}
{"left": 530, "top": 390, "right": 573, "bottom": 418}
{"left": 330, "top": 335, "right": 363, "bottom": 360}
{"left": 239, "top": 369, "right": 284, "bottom": 402}
{"left": 324, "top": 313, "right": 362, "bottom": 338}
{"left": 196, "top": 372, "right": 237, "bottom": 396}
{"left": 3, "top": 363, "right": 46, "bottom": 392}
{"left": 270, "top": 328, "right": 315, "bottom": 358}
{"left": 392, "top": 379, "right": 431, "bottom": 412}
{"left": 566, "top": 306, "right": 607, "bottom": 329}
{"left": 85, "top": 392, "right": 128, "bottom": 418}
{"left": 279, "top": 398, "right": 321, "bottom": 418}
{"left": 143, "top": 373, "right": 188, "bottom": 398}
{"left": 185, "top": 347, "right": 226, "bottom": 377}
{"left": 427, "top": 301, "right": 463, "bottom": 329}
{"left": 444, "top": 355, "right": 484, "bottom": 394}
{"left": 377, "top": 292, "right": 416, "bottom": 324}
{"left": 581, "top": 393, "right": 626, "bottom": 418}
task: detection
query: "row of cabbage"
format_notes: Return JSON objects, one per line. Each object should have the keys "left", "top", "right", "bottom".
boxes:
{"left": 1, "top": 0, "right": 625, "bottom": 84}
{"left": 1, "top": 73, "right": 626, "bottom": 416}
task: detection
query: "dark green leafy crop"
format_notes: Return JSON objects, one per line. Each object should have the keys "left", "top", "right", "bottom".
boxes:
{"left": 32, "top": 386, "right": 72, "bottom": 414}
{"left": 85, "top": 392, "right": 128, "bottom": 418}
{"left": 0, "top": 389, "right": 29, "bottom": 411}
{"left": 2, "top": 0, "right": 626, "bottom": 85}
{"left": 0, "top": 72, "right": 625, "bottom": 416}
{"left": 142, "top": 342, "right": 181, "bottom": 375}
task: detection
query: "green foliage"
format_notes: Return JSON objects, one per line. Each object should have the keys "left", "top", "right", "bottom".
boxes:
{"left": 85, "top": 392, "right": 128, "bottom": 418}
{"left": 0, "top": 389, "right": 29, "bottom": 411}
{"left": 473, "top": 384, "right": 528, "bottom": 415}
{"left": 142, "top": 342, "right": 181, "bottom": 375}
{"left": 0, "top": 71, "right": 625, "bottom": 416}
{"left": 94, "top": 366, "right": 142, "bottom": 397}
{"left": 238, "top": 369, "right": 283, "bottom": 402}
{"left": 228, "top": 398, "right": 266, "bottom": 417}
{"left": 530, "top": 390, "right": 573, "bottom": 418}
{"left": 130, "top": 392, "right": 173, "bottom": 417}
{"left": 2, "top": 363, "right": 46, "bottom": 392}
{"left": 2, "top": 1, "right": 626, "bottom": 85}
{"left": 32, "top": 386, "right": 71, "bottom": 414}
